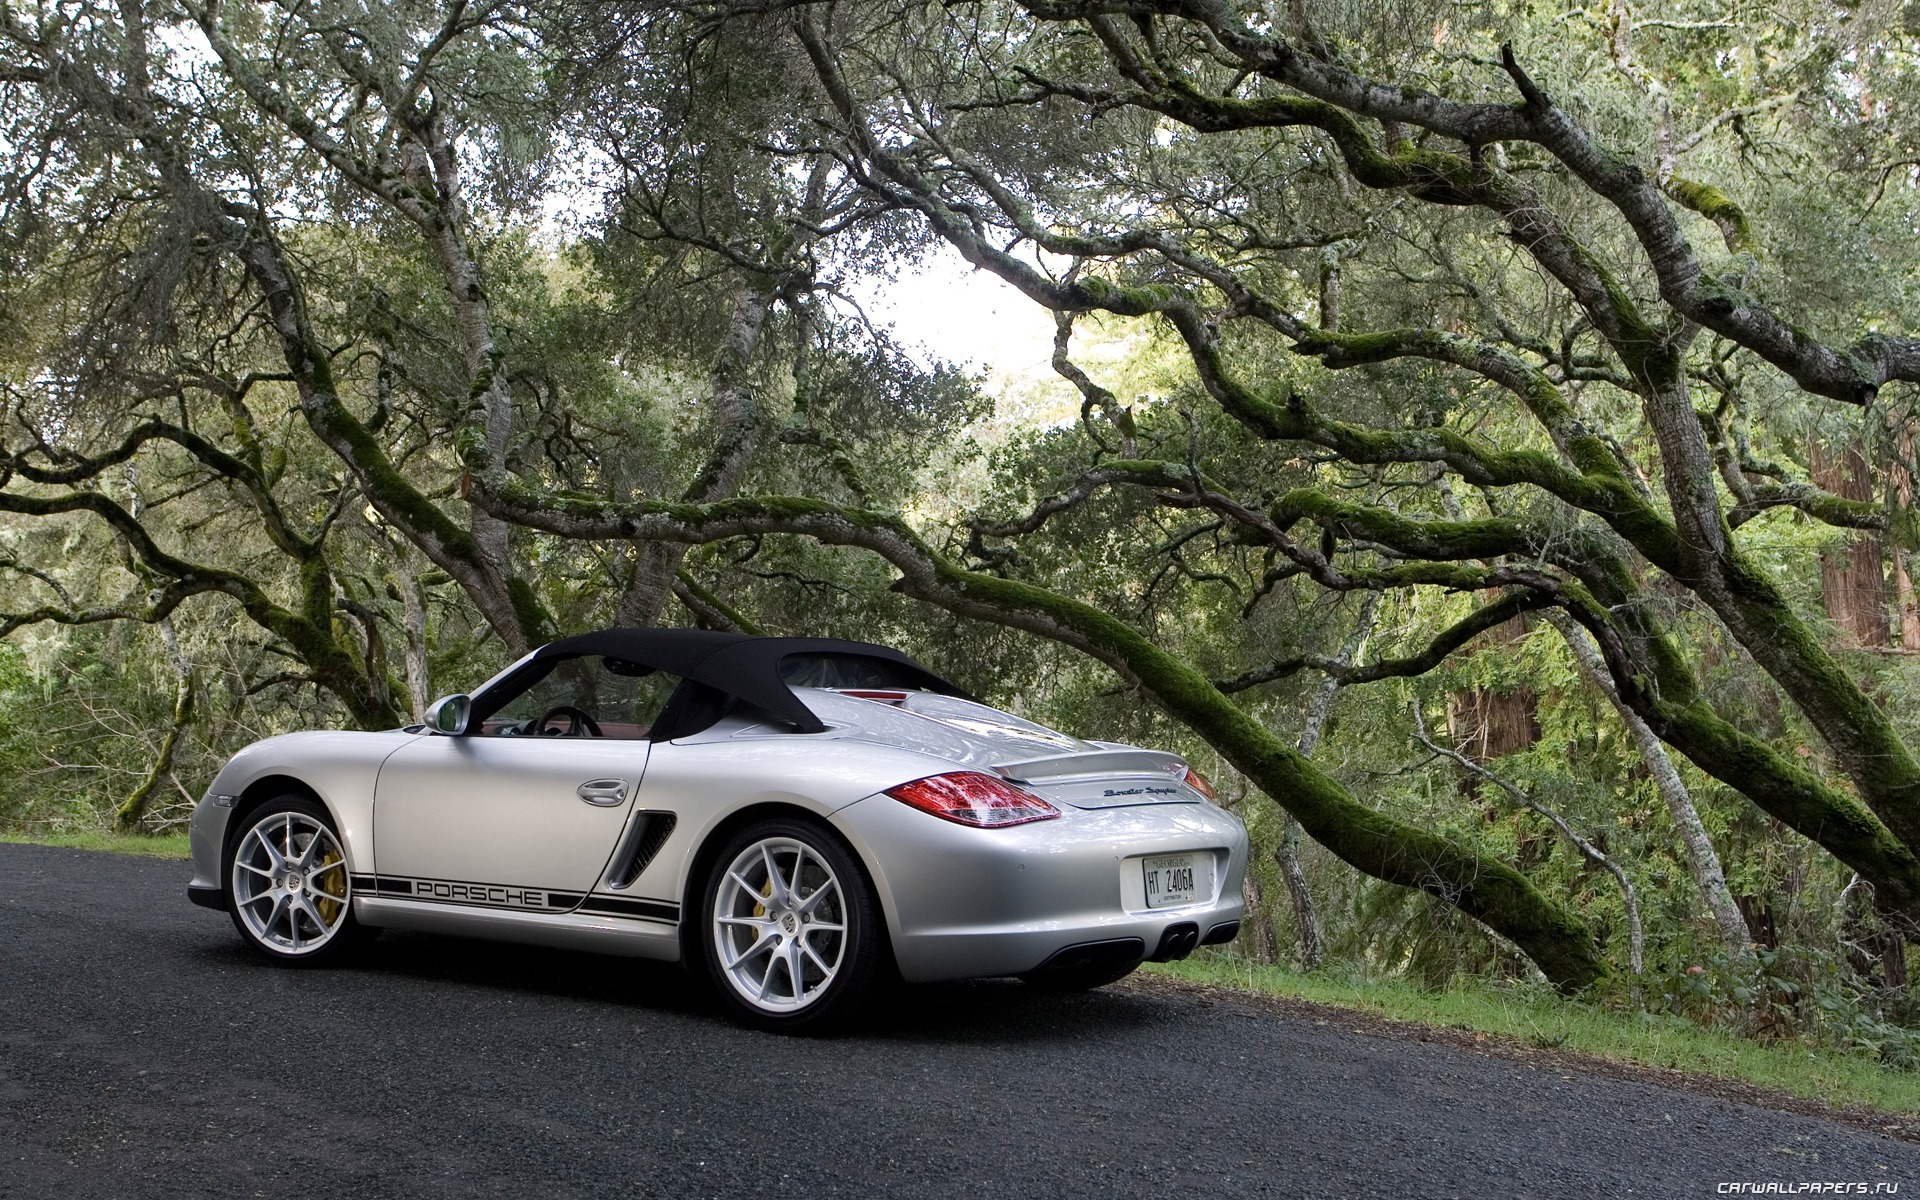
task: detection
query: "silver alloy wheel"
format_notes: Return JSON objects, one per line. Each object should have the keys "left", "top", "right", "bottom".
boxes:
{"left": 230, "top": 810, "right": 351, "bottom": 955}
{"left": 711, "top": 836, "right": 847, "bottom": 1013}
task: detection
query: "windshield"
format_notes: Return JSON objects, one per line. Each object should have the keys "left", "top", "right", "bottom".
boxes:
{"left": 476, "top": 656, "right": 681, "bottom": 740}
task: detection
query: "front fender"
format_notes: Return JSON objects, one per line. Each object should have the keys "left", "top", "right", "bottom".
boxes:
{"left": 189, "top": 729, "right": 421, "bottom": 896}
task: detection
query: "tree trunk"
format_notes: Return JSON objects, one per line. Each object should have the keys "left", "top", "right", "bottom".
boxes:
{"left": 1243, "top": 871, "right": 1278, "bottom": 962}
{"left": 1274, "top": 595, "right": 1376, "bottom": 969}
{"left": 1893, "top": 551, "right": 1920, "bottom": 651}
{"left": 616, "top": 282, "right": 777, "bottom": 627}
{"left": 392, "top": 569, "right": 431, "bottom": 722}
{"left": 1810, "top": 440, "right": 1890, "bottom": 648}
{"left": 1548, "top": 612, "right": 1755, "bottom": 964}
{"left": 1562, "top": 547, "right": 1920, "bottom": 923}
{"left": 1446, "top": 612, "right": 1539, "bottom": 809}
{"left": 1887, "top": 427, "right": 1920, "bottom": 650}
{"left": 1808, "top": 441, "right": 1915, "bottom": 980}
{"left": 116, "top": 623, "right": 195, "bottom": 833}
{"left": 1843, "top": 879, "right": 1910, "bottom": 995}
{"left": 1273, "top": 818, "right": 1322, "bottom": 969}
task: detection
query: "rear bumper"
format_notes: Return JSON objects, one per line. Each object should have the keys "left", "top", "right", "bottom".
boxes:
{"left": 832, "top": 796, "right": 1248, "bottom": 983}
{"left": 1029, "top": 918, "right": 1242, "bottom": 977}
{"left": 883, "top": 901, "right": 1246, "bottom": 981}
{"left": 187, "top": 883, "right": 225, "bottom": 912}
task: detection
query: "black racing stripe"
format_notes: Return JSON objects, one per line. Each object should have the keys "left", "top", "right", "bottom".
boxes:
{"left": 374, "top": 876, "right": 413, "bottom": 895}
{"left": 349, "top": 873, "right": 376, "bottom": 890}
{"left": 545, "top": 892, "right": 586, "bottom": 909}
{"left": 578, "top": 895, "right": 680, "bottom": 923}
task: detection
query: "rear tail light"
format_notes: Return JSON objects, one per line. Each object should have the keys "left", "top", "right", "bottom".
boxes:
{"left": 1182, "top": 766, "right": 1218, "bottom": 801}
{"left": 884, "top": 771, "right": 1059, "bottom": 828}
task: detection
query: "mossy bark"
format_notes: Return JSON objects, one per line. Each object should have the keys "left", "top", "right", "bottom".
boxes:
{"left": 931, "top": 568, "right": 1609, "bottom": 992}
{"left": 1556, "top": 555, "right": 1920, "bottom": 915}
{"left": 230, "top": 222, "right": 552, "bottom": 657}
{"left": 115, "top": 671, "right": 195, "bottom": 832}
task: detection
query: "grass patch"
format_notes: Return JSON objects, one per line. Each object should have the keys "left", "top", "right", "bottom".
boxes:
{"left": 0, "top": 829, "right": 192, "bottom": 859}
{"left": 1148, "top": 954, "right": 1920, "bottom": 1116}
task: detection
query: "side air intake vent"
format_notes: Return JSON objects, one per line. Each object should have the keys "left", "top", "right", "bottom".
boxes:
{"left": 607, "top": 811, "right": 678, "bottom": 890}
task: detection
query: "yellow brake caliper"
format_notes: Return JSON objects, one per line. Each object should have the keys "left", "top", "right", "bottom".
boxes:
{"left": 313, "top": 848, "right": 345, "bottom": 925}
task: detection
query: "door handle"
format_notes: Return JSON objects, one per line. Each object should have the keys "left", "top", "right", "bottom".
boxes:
{"left": 577, "top": 779, "right": 628, "bottom": 806}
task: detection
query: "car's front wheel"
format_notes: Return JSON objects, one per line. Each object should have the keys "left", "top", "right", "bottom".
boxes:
{"left": 697, "top": 818, "right": 882, "bottom": 1033}
{"left": 224, "top": 797, "right": 371, "bottom": 964}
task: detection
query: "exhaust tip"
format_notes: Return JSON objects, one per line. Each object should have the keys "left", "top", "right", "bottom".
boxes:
{"left": 1149, "top": 921, "right": 1201, "bottom": 962}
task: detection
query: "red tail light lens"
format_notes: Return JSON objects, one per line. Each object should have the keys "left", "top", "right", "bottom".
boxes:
{"left": 1182, "top": 766, "right": 1218, "bottom": 801}
{"left": 884, "top": 771, "right": 1059, "bottom": 828}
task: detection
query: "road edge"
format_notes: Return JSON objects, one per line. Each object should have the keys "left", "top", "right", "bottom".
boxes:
{"left": 1122, "top": 971, "right": 1920, "bottom": 1145}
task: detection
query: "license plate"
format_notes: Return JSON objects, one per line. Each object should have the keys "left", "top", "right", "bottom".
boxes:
{"left": 1143, "top": 853, "right": 1200, "bottom": 909}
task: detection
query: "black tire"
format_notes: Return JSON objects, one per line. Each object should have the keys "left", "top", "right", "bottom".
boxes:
{"left": 693, "top": 817, "right": 883, "bottom": 1033}
{"left": 1018, "top": 958, "right": 1140, "bottom": 992}
{"left": 223, "top": 796, "right": 375, "bottom": 966}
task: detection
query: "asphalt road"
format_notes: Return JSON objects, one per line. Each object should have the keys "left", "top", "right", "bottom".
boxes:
{"left": 2, "top": 842, "right": 1915, "bottom": 1199}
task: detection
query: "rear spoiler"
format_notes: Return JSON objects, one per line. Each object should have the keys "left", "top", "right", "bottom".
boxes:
{"left": 992, "top": 748, "right": 1186, "bottom": 782}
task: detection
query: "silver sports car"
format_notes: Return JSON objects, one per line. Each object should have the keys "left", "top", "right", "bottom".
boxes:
{"left": 187, "top": 630, "right": 1248, "bottom": 1030}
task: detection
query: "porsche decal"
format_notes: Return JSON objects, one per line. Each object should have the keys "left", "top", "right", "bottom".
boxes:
{"left": 403, "top": 879, "right": 578, "bottom": 909}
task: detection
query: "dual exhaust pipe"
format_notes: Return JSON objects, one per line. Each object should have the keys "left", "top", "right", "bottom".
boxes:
{"left": 1149, "top": 919, "right": 1239, "bottom": 962}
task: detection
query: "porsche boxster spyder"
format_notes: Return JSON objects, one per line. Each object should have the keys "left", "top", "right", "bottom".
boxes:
{"left": 187, "top": 630, "right": 1248, "bottom": 1030}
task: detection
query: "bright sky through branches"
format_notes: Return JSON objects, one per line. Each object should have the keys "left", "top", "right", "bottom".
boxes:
{"left": 853, "top": 245, "right": 1054, "bottom": 379}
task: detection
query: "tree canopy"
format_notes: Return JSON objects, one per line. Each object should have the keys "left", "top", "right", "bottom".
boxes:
{"left": 9, "top": 0, "right": 1920, "bottom": 1039}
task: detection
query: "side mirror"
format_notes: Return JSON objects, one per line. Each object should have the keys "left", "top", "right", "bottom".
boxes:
{"left": 425, "top": 693, "right": 472, "bottom": 736}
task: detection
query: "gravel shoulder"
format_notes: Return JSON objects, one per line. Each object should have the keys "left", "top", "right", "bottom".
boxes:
{"left": 3, "top": 841, "right": 1915, "bottom": 1199}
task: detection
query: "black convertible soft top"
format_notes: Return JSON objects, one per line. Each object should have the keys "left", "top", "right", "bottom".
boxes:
{"left": 469, "top": 628, "right": 969, "bottom": 739}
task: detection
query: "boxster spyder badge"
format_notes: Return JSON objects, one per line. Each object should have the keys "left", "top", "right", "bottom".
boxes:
{"left": 186, "top": 630, "right": 1248, "bottom": 1031}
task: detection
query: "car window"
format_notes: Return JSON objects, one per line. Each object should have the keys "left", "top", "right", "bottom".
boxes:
{"left": 478, "top": 656, "right": 682, "bottom": 740}
{"left": 779, "top": 652, "right": 932, "bottom": 691}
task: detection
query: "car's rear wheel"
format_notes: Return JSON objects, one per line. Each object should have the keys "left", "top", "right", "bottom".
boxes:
{"left": 697, "top": 818, "right": 881, "bottom": 1033}
{"left": 224, "top": 797, "right": 371, "bottom": 964}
